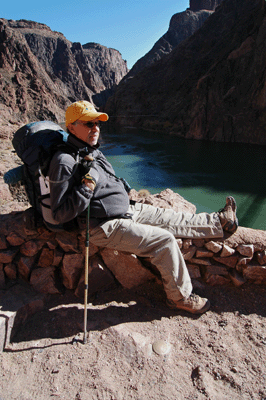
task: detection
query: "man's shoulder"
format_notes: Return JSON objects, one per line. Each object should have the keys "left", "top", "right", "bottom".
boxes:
{"left": 51, "top": 147, "right": 77, "bottom": 167}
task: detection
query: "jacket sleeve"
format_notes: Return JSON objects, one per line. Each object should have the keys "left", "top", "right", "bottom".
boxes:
{"left": 48, "top": 152, "right": 93, "bottom": 223}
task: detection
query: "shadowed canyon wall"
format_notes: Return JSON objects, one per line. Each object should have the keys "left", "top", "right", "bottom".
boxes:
{"left": 189, "top": 0, "right": 223, "bottom": 12}
{"left": 106, "top": 0, "right": 266, "bottom": 145}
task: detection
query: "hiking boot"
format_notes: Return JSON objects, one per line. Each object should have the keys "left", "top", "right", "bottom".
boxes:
{"left": 218, "top": 196, "right": 238, "bottom": 233}
{"left": 167, "top": 294, "right": 210, "bottom": 314}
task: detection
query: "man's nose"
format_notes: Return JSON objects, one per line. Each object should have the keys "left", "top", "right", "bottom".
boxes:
{"left": 92, "top": 124, "right": 99, "bottom": 132}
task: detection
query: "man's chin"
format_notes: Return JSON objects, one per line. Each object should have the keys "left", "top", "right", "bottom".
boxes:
{"left": 87, "top": 135, "right": 99, "bottom": 146}
{"left": 87, "top": 140, "right": 98, "bottom": 146}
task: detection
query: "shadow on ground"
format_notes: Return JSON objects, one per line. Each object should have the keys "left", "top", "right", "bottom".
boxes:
{"left": 6, "top": 281, "right": 266, "bottom": 348}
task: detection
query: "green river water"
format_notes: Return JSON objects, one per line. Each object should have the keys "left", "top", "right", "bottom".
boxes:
{"left": 100, "top": 127, "right": 266, "bottom": 231}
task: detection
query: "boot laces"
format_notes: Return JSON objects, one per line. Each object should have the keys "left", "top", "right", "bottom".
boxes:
{"left": 188, "top": 293, "right": 200, "bottom": 303}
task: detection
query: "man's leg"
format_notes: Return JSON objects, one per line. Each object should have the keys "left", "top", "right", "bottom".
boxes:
{"left": 90, "top": 218, "right": 192, "bottom": 303}
{"left": 129, "top": 202, "right": 224, "bottom": 239}
{"left": 90, "top": 218, "right": 210, "bottom": 313}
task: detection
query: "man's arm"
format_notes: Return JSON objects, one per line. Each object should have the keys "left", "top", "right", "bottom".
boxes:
{"left": 49, "top": 152, "right": 93, "bottom": 224}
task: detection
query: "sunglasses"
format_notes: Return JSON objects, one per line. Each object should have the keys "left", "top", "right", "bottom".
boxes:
{"left": 83, "top": 121, "right": 101, "bottom": 128}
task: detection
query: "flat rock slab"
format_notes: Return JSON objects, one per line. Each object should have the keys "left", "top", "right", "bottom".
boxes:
{"left": 0, "top": 281, "right": 45, "bottom": 351}
{"left": 223, "top": 227, "right": 266, "bottom": 252}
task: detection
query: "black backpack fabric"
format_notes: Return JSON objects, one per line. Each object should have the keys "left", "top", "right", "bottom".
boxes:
{"left": 11, "top": 121, "right": 70, "bottom": 230}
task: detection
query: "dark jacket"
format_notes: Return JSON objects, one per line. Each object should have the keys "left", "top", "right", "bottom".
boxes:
{"left": 48, "top": 134, "right": 130, "bottom": 225}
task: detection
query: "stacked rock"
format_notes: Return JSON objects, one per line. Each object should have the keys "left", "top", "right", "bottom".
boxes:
{"left": 0, "top": 190, "right": 265, "bottom": 297}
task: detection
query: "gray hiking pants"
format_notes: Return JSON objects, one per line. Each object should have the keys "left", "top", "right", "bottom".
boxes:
{"left": 90, "top": 203, "right": 224, "bottom": 303}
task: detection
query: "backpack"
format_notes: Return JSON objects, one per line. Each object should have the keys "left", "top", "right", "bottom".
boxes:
{"left": 8, "top": 121, "right": 72, "bottom": 231}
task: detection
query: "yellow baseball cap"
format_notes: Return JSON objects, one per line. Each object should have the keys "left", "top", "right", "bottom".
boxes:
{"left": 65, "top": 100, "right": 109, "bottom": 127}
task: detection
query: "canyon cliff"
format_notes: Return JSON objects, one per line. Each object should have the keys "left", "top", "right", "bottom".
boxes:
{"left": 106, "top": 0, "right": 266, "bottom": 145}
{"left": 0, "top": 19, "right": 128, "bottom": 139}
{"left": 124, "top": 9, "right": 214, "bottom": 80}
{"left": 189, "top": 0, "right": 223, "bottom": 12}
{"left": 125, "top": 0, "right": 225, "bottom": 80}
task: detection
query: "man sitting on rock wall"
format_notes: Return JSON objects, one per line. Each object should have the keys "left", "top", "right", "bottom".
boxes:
{"left": 48, "top": 100, "right": 238, "bottom": 314}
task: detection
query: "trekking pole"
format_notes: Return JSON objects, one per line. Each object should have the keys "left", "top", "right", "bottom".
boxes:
{"left": 83, "top": 204, "right": 90, "bottom": 344}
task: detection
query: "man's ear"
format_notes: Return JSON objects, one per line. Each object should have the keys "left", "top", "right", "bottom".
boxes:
{"left": 67, "top": 123, "right": 75, "bottom": 134}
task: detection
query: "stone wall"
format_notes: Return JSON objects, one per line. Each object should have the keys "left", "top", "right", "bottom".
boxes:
{"left": 0, "top": 190, "right": 265, "bottom": 299}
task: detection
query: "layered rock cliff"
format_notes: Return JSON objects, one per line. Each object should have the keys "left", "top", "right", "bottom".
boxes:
{"left": 126, "top": 0, "right": 225, "bottom": 80}
{"left": 106, "top": 0, "right": 266, "bottom": 145}
{"left": 0, "top": 19, "right": 128, "bottom": 139}
{"left": 124, "top": 9, "right": 213, "bottom": 80}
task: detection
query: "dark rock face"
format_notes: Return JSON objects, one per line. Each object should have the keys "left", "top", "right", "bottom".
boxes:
{"left": 82, "top": 42, "right": 128, "bottom": 106}
{"left": 106, "top": 0, "right": 266, "bottom": 145}
{"left": 0, "top": 19, "right": 128, "bottom": 139}
{"left": 189, "top": 0, "right": 223, "bottom": 12}
{"left": 125, "top": 9, "right": 213, "bottom": 80}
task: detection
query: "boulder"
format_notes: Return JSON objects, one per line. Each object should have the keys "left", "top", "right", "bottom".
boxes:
{"left": 223, "top": 227, "right": 266, "bottom": 252}
{"left": 56, "top": 232, "right": 79, "bottom": 253}
{"left": 220, "top": 244, "right": 235, "bottom": 257}
{"left": 6, "top": 232, "right": 25, "bottom": 246}
{"left": 205, "top": 241, "right": 223, "bottom": 253}
{"left": 129, "top": 188, "right": 196, "bottom": 214}
{"left": 38, "top": 248, "right": 54, "bottom": 268}
{"left": 20, "top": 240, "right": 40, "bottom": 257}
{"left": 0, "top": 248, "right": 19, "bottom": 264}
{"left": 75, "top": 255, "right": 116, "bottom": 298}
{"left": 4, "top": 263, "right": 17, "bottom": 280}
{"left": 61, "top": 253, "right": 84, "bottom": 290}
{"left": 30, "top": 267, "right": 60, "bottom": 294}
{"left": 257, "top": 250, "right": 266, "bottom": 266}
{"left": 242, "top": 264, "right": 266, "bottom": 284}
{"left": 100, "top": 248, "right": 155, "bottom": 289}
{"left": 17, "top": 256, "right": 36, "bottom": 280}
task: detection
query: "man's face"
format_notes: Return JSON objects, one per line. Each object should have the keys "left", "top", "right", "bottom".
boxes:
{"left": 68, "top": 119, "right": 100, "bottom": 146}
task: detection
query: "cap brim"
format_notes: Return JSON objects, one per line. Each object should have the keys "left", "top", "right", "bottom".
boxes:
{"left": 79, "top": 112, "right": 109, "bottom": 122}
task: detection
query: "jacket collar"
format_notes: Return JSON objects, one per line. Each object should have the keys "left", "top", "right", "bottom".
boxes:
{"left": 67, "top": 133, "right": 100, "bottom": 153}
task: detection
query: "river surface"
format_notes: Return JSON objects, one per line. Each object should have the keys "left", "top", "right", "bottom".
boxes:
{"left": 100, "top": 127, "right": 266, "bottom": 231}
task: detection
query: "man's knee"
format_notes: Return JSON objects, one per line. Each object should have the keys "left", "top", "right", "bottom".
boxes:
{"left": 157, "top": 230, "right": 178, "bottom": 251}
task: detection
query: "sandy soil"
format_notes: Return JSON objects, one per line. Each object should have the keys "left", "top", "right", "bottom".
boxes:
{"left": 0, "top": 139, "right": 266, "bottom": 400}
{"left": 1, "top": 283, "right": 266, "bottom": 400}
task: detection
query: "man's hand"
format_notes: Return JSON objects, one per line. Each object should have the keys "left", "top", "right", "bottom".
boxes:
{"left": 81, "top": 157, "right": 100, "bottom": 192}
{"left": 82, "top": 172, "right": 96, "bottom": 191}
{"left": 84, "top": 179, "right": 96, "bottom": 191}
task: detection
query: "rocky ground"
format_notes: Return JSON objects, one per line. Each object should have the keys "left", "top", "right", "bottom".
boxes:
{"left": 0, "top": 138, "right": 266, "bottom": 400}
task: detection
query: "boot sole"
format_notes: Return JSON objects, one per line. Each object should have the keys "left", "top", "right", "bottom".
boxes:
{"left": 226, "top": 196, "right": 237, "bottom": 212}
{"left": 222, "top": 196, "right": 238, "bottom": 233}
{"left": 167, "top": 299, "right": 211, "bottom": 314}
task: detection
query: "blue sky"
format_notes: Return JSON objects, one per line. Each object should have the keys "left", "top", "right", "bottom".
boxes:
{"left": 2, "top": 0, "right": 189, "bottom": 69}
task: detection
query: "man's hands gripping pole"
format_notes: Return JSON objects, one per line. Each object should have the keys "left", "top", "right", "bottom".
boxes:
{"left": 82, "top": 172, "right": 96, "bottom": 191}
{"left": 81, "top": 156, "right": 99, "bottom": 191}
